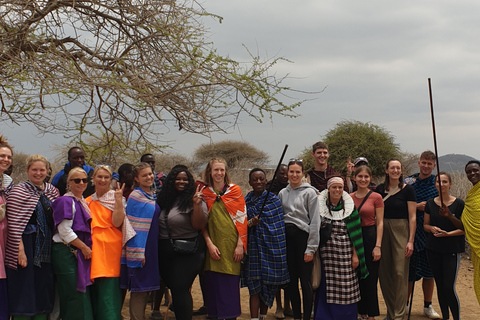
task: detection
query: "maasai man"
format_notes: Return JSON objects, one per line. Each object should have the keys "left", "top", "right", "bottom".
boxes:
{"left": 242, "top": 168, "right": 289, "bottom": 320}
{"left": 461, "top": 160, "right": 480, "bottom": 306}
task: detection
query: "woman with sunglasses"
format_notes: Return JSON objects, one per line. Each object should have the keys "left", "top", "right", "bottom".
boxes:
{"left": 120, "top": 162, "right": 160, "bottom": 320}
{"left": 85, "top": 165, "right": 126, "bottom": 320}
{"left": 6, "top": 154, "right": 59, "bottom": 320}
{"left": 201, "top": 158, "right": 247, "bottom": 320}
{"left": 278, "top": 159, "right": 320, "bottom": 320}
{"left": 51, "top": 167, "right": 93, "bottom": 319}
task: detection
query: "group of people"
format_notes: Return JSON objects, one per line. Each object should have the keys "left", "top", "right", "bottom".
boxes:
{"left": 0, "top": 134, "right": 479, "bottom": 320}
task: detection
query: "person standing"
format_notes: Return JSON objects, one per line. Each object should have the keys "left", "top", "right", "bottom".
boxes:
{"left": 120, "top": 162, "right": 160, "bottom": 320}
{"left": 0, "top": 135, "right": 13, "bottom": 320}
{"left": 315, "top": 176, "right": 368, "bottom": 320}
{"left": 404, "top": 151, "right": 441, "bottom": 319}
{"left": 157, "top": 165, "right": 208, "bottom": 320}
{"left": 350, "top": 166, "right": 384, "bottom": 320}
{"left": 279, "top": 159, "right": 320, "bottom": 320}
{"left": 51, "top": 167, "right": 94, "bottom": 320}
{"left": 6, "top": 154, "right": 59, "bottom": 320}
{"left": 52, "top": 147, "right": 95, "bottom": 197}
{"left": 461, "top": 160, "right": 480, "bottom": 306}
{"left": 306, "top": 142, "right": 347, "bottom": 192}
{"left": 86, "top": 165, "right": 125, "bottom": 320}
{"left": 376, "top": 159, "right": 416, "bottom": 320}
{"left": 265, "top": 164, "right": 292, "bottom": 319}
{"left": 201, "top": 158, "right": 247, "bottom": 320}
{"left": 242, "top": 168, "right": 289, "bottom": 320}
{"left": 424, "top": 172, "right": 464, "bottom": 320}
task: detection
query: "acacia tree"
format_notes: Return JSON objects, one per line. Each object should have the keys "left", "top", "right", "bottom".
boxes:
{"left": 299, "top": 120, "right": 400, "bottom": 177}
{"left": 0, "top": 0, "right": 303, "bottom": 152}
{"left": 193, "top": 140, "right": 268, "bottom": 169}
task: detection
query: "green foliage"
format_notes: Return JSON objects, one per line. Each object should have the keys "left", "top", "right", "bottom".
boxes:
{"left": 298, "top": 120, "right": 400, "bottom": 177}
{"left": 193, "top": 140, "right": 269, "bottom": 169}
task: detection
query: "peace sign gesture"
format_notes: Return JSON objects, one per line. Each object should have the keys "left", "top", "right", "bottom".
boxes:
{"left": 115, "top": 182, "right": 125, "bottom": 201}
{"left": 193, "top": 184, "right": 205, "bottom": 204}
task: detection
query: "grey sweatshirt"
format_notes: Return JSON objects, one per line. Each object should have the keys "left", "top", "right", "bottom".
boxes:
{"left": 279, "top": 182, "right": 320, "bottom": 254}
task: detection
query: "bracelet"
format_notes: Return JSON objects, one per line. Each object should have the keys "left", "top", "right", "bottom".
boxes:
{"left": 248, "top": 219, "right": 253, "bottom": 227}
{"left": 375, "top": 245, "right": 381, "bottom": 249}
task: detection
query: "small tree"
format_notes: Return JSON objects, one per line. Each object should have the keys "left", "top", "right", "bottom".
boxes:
{"left": 300, "top": 120, "right": 400, "bottom": 177}
{"left": 193, "top": 140, "right": 269, "bottom": 170}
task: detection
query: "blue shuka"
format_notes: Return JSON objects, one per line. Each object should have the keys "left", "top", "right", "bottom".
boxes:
{"left": 122, "top": 188, "right": 157, "bottom": 268}
{"left": 242, "top": 190, "right": 289, "bottom": 287}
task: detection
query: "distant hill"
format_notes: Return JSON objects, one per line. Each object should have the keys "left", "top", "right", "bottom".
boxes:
{"left": 438, "top": 154, "right": 477, "bottom": 173}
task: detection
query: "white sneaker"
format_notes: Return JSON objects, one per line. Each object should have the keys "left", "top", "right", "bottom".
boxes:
{"left": 423, "top": 305, "right": 441, "bottom": 319}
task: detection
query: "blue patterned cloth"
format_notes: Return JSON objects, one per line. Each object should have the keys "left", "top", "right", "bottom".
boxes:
{"left": 405, "top": 173, "right": 438, "bottom": 251}
{"left": 241, "top": 190, "right": 289, "bottom": 302}
{"left": 34, "top": 194, "right": 53, "bottom": 267}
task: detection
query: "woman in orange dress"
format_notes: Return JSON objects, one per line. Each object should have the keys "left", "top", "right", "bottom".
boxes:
{"left": 85, "top": 165, "right": 125, "bottom": 320}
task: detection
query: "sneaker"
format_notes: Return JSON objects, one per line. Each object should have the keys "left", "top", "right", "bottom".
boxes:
{"left": 423, "top": 305, "right": 441, "bottom": 319}
{"left": 275, "top": 309, "right": 285, "bottom": 319}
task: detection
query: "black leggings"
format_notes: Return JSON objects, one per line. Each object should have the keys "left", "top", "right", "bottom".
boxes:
{"left": 285, "top": 224, "right": 313, "bottom": 320}
{"left": 358, "top": 225, "right": 380, "bottom": 317}
{"left": 426, "top": 250, "right": 461, "bottom": 320}
{"left": 158, "top": 236, "right": 205, "bottom": 320}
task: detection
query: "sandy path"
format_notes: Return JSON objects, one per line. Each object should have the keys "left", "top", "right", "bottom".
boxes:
{"left": 122, "top": 257, "right": 480, "bottom": 320}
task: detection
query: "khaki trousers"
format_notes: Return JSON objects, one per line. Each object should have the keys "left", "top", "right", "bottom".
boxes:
{"left": 379, "top": 219, "right": 410, "bottom": 320}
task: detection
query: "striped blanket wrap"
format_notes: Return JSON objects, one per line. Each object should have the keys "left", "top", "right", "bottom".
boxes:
{"left": 5, "top": 181, "right": 59, "bottom": 269}
{"left": 121, "top": 188, "right": 156, "bottom": 268}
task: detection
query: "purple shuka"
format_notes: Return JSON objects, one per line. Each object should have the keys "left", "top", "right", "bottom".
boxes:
{"left": 52, "top": 196, "right": 93, "bottom": 292}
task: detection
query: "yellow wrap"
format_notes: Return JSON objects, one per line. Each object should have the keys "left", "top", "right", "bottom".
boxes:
{"left": 462, "top": 181, "right": 480, "bottom": 305}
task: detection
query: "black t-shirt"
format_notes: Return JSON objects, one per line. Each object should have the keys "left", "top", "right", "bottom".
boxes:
{"left": 376, "top": 184, "right": 417, "bottom": 219}
{"left": 424, "top": 198, "right": 465, "bottom": 254}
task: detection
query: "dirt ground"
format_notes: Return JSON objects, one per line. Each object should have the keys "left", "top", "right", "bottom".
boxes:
{"left": 122, "top": 256, "right": 480, "bottom": 320}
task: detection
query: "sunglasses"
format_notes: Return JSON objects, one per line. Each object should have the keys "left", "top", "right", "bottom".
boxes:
{"left": 70, "top": 178, "right": 88, "bottom": 184}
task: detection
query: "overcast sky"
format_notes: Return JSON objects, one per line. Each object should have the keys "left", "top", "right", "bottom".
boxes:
{"left": 2, "top": 0, "right": 480, "bottom": 164}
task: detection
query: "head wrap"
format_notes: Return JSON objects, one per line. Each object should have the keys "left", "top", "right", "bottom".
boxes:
{"left": 327, "top": 177, "right": 344, "bottom": 189}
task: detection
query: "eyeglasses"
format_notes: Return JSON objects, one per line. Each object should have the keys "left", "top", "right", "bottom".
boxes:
{"left": 70, "top": 178, "right": 88, "bottom": 184}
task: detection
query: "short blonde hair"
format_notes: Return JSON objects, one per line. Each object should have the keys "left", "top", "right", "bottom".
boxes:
{"left": 26, "top": 154, "right": 49, "bottom": 170}
{"left": 92, "top": 165, "right": 112, "bottom": 179}
{"left": 67, "top": 167, "right": 88, "bottom": 181}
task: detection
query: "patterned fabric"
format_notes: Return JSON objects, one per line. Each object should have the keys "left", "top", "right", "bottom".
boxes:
{"left": 462, "top": 181, "right": 480, "bottom": 305}
{"left": 5, "top": 181, "right": 59, "bottom": 269}
{"left": 33, "top": 194, "right": 53, "bottom": 267}
{"left": 306, "top": 165, "right": 347, "bottom": 192}
{"left": 203, "top": 184, "right": 248, "bottom": 252}
{"left": 0, "top": 175, "right": 12, "bottom": 279}
{"left": 152, "top": 172, "right": 166, "bottom": 193}
{"left": 241, "top": 190, "right": 289, "bottom": 301}
{"left": 320, "top": 219, "right": 360, "bottom": 305}
{"left": 318, "top": 190, "right": 368, "bottom": 280}
{"left": 122, "top": 188, "right": 156, "bottom": 268}
{"left": 405, "top": 173, "right": 438, "bottom": 251}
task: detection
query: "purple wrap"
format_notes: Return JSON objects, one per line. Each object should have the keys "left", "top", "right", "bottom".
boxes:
{"left": 52, "top": 196, "right": 92, "bottom": 292}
